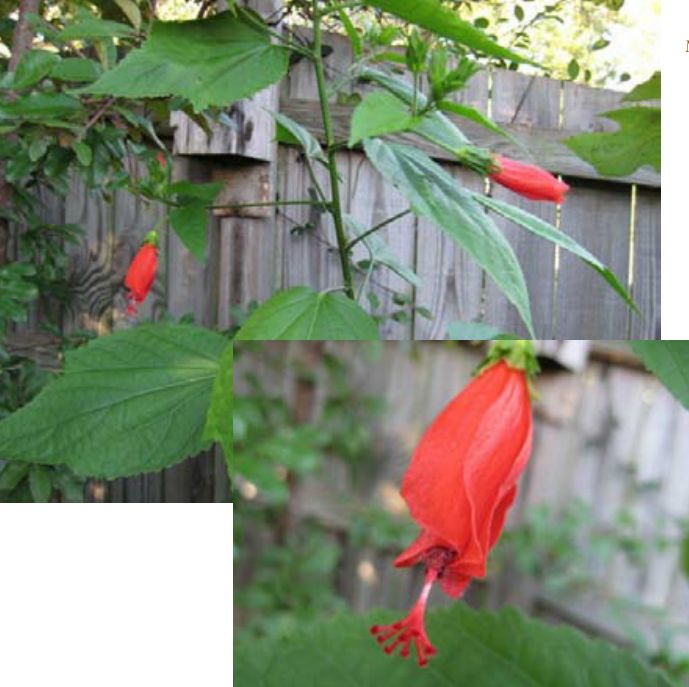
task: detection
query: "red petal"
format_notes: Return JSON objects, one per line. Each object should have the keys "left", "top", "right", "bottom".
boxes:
{"left": 491, "top": 155, "right": 569, "bottom": 203}
{"left": 125, "top": 243, "right": 158, "bottom": 303}
{"left": 399, "top": 362, "right": 532, "bottom": 580}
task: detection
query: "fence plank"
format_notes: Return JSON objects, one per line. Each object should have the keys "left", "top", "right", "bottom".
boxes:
{"left": 347, "top": 153, "right": 417, "bottom": 339}
{"left": 555, "top": 180, "right": 631, "bottom": 337}
{"left": 629, "top": 187, "right": 661, "bottom": 338}
{"left": 484, "top": 71, "right": 560, "bottom": 338}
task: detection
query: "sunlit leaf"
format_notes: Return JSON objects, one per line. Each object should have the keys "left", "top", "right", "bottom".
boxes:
{"left": 86, "top": 10, "right": 289, "bottom": 112}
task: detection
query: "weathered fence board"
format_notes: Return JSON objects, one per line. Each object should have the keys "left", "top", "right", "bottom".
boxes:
{"left": 484, "top": 71, "right": 560, "bottom": 337}
{"left": 556, "top": 180, "right": 631, "bottom": 338}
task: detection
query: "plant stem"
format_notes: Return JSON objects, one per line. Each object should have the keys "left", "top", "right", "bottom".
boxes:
{"left": 345, "top": 209, "right": 412, "bottom": 252}
{"left": 312, "top": 1, "right": 355, "bottom": 299}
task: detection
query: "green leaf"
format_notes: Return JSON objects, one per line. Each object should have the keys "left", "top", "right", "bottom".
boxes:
{"left": 623, "top": 71, "right": 660, "bottom": 102}
{"left": 471, "top": 193, "right": 637, "bottom": 313}
{"left": 0, "top": 263, "right": 39, "bottom": 323}
{"left": 86, "top": 10, "right": 289, "bottom": 112}
{"left": 50, "top": 57, "right": 102, "bottom": 83}
{"left": 235, "top": 605, "right": 673, "bottom": 686}
{"left": 13, "top": 50, "right": 60, "bottom": 89}
{"left": 28, "top": 136, "right": 49, "bottom": 161}
{"left": 169, "top": 203, "right": 208, "bottom": 261}
{"left": 0, "top": 324, "right": 228, "bottom": 479}
{"left": 591, "top": 38, "right": 610, "bottom": 51}
{"left": 438, "top": 99, "right": 518, "bottom": 145}
{"left": 73, "top": 141, "right": 93, "bottom": 166}
{"left": 169, "top": 180, "right": 222, "bottom": 204}
{"left": 567, "top": 58, "right": 580, "bottom": 80}
{"left": 344, "top": 214, "right": 420, "bottom": 288}
{"left": 363, "top": 139, "right": 534, "bottom": 337}
{"left": 564, "top": 107, "right": 660, "bottom": 176}
{"left": 338, "top": 9, "right": 362, "bottom": 58}
{"left": 60, "top": 16, "right": 138, "bottom": 40}
{"left": 113, "top": 0, "right": 142, "bottom": 29}
{"left": 630, "top": 342, "right": 689, "bottom": 411}
{"left": 203, "top": 342, "right": 232, "bottom": 467}
{"left": 0, "top": 92, "right": 83, "bottom": 121}
{"left": 360, "top": 69, "right": 469, "bottom": 154}
{"left": 28, "top": 466, "right": 53, "bottom": 502}
{"left": 349, "top": 91, "right": 423, "bottom": 147}
{"left": 235, "top": 287, "right": 380, "bottom": 340}
{"left": 364, "top": 0, "right": 535, "bottom": 65}
{"left": 272, "top": 111, "right": 327, "bottom": 163}
{"left": 0, "top": 462, "right": 30, "bottom": 491}
{"left": 448, "top": 321, "right": 519, "bottom": 340}
{"left": 168, "top": 181, "right": 221, "bottom": 261}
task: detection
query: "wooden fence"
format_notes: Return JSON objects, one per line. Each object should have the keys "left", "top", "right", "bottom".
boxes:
{"left": 234, "top": 342, "right": 689, "bottom": 652}
{"left": 198, "top": 28, "right": 661, "bottom": 340}
{"left": 13, "top": 28, "right": 660, "bottom": 342}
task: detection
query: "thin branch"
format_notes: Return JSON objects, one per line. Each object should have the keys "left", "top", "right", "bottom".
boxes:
{"left": 83, "top": 97, "right": 117, "bottom": 131}
{"left": 344, "top": 209, "right": 412, "bottom": 252}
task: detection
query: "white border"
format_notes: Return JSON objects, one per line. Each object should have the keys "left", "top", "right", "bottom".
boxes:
{"left": 0, "top": 504, "right": 233, "bottom": 687}
{"left": 661, "top": 1, "right": 686, "bottom": 338}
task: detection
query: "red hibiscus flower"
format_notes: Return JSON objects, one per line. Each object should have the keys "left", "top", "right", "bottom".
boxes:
{"left": 370, "top": 345, "right": 535, "bottom": 667}
{"left": 490, "top": 155, "right": 570, "bottom": 203}
{"left": 125, "top": 231, "right": 159, "bottom": 317}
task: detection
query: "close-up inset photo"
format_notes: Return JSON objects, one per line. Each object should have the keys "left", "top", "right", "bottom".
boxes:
{"left": 234, "top": 341, "right": 689, "bottom": 686}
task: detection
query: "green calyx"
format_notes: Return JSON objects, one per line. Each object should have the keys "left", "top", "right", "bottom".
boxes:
{"left": 142, "top": 230, "right": 160, "bottom": 248}
{"left": 476, "top": 340, "right": 540, "bottom": 378}
{"left": 455, "top": 146, "right": 495, "bottom": 176}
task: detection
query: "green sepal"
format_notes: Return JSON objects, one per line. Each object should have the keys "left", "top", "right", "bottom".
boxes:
{"left": 477, "top": 340, "right": 540, "bottom": 378}
{"left": 142, "top": 230, "right": 159, "bottom": 247}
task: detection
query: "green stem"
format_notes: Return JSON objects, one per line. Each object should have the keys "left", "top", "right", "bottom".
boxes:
{"left": 312, "top": 2, "right": 355, "bottom": 300}
{"left": 345, "top": 209, "right": 412, "bottom": 252}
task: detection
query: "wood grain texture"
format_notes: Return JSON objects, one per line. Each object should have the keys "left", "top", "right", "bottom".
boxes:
{"left": 483, "top": 71, "right": 560, "bottom": 338}
{"left": 555, "top": 180, "right": 631, "bottom": 338}
{"left": 629, "top": 187, "right": 661, "bottom": 338}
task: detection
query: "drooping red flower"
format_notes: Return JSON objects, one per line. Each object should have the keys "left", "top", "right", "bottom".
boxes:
{"left": 490, "top": 155, "right": 569, "bottom": 203}
{"left": 124, "top": 232, "right": 159, "bottom": 317}
{"left": 370, "top": 356, "right": 533, "bottom": 667}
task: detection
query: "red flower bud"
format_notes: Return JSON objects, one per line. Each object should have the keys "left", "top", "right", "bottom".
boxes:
{"left": 490, "top": 155, "right": 569, "bottom": 203}
{"left": 124, "top": 240, "right": 158, "bottom": 316}
{"left": 370, "top": 360, "right": 533, "bottom": 666}
{"left": 156, "top": 151, "right": 167, "bottom": 169}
